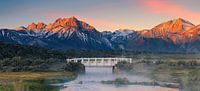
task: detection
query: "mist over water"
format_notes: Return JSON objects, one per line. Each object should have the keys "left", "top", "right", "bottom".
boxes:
{"left": 77, "top": 67, "right": 151, "bottom": 82}
{"left": 60, "top": 67, "right": 179, "bottom": 91}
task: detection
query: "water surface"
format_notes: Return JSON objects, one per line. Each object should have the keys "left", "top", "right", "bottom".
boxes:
{"left": 60, "top": 67, "right": 179, "bottom": 91}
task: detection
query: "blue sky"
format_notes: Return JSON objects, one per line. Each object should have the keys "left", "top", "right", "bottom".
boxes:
{"left": 0, "top": 0, "right": 200, "bottom": 31}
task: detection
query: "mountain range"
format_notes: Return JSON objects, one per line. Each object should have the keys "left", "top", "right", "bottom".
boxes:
{"left": 0, "top": 17, "right": 199, "bottom": 53}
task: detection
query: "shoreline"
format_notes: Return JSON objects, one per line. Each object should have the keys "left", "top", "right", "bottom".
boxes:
{"left": 0, "top": 72, "right": 77, "bottom": 84}
{"left": 101, "top": 80, "right": 180, "bottom": 89}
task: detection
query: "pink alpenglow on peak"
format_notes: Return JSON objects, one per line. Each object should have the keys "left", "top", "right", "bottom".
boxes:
{"left": 23, "top": 17, "right": 96, "bottom": 33}
{"left": 27, "top": 22, "right": 46, "bottom": 31}
{"left": 141, "top": 18, "right": 199, "bottom": 43}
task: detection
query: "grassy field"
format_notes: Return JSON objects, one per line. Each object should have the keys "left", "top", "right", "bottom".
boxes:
{"left": 114, "top": 58, "right": 200, "bottom": 91}
{"left": 152, "top": 65, "right": 200, "bottom": 91}
{"left": 0, "top": 72, "right": 76, "bottom": 84}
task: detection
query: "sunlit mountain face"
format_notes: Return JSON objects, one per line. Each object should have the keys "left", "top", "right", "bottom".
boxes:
{"left": 0, "top": 17, "right": 199, "bottom": 52}
{"left": 140, "top": 18, "right": 199, "bottom": 44}
{"left": 0, "top": 17, "right": 111, "bottom": 50}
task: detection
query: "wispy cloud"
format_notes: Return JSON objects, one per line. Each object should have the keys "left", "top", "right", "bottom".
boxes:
{"left": 138, "top": 0, "right": 200, "bottom": 24}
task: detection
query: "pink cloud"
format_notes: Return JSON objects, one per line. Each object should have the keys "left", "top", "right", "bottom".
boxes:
{"left": 139, "top": 0, "right": 200, "bottom": 24}
{"left": 41, "top": 11, "right": 135, "bottom": 31}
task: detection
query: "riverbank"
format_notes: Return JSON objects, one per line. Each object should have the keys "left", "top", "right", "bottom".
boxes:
{"left": 113, "top": 60, "right": 200, "bottom": 91}
{"left": 101, "top": 77, "right": 180, "bottom": 88}
{"left": 0, "top": 72, "right": 76, "bottom": 84}
{"left": 0, "top": 72, "right": 78, "bottom": 91}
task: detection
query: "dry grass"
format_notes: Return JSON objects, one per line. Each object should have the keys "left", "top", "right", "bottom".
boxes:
{"left": 0, "top": 72, "right": 74, "bottom": 81}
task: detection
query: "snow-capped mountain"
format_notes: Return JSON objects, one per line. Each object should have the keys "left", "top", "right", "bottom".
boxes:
{"left": 146, "top": 18, "right": 200, "bottom": 52}
{"left": 0, "top": 17, "right": 199, "bottom": 52}
{"left": 101, "top": 18, "right": 200, "bottom": 52}
{"left": 0, "top": 17, "right": 112, "bottom": 50}
{"left": 140, "top": 18, "right": 196, "bottom": 43}
{"left": 102, "top": 29, "right": 139, "bottom": 49}
{"left": 102, "top": 29, "right": 176, "bottom": 52}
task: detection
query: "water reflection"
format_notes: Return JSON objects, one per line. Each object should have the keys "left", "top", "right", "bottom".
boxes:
{"left": 61, "top": 67, "right": 179, "bottom": 91}
{"left": 61, "top": 84, "right": 179, "bottom": 91}
{"left": 0, "top": 66, "right": 199, "bottom": 91}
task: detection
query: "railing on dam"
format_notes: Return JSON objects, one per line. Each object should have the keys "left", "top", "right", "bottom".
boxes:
{"left": 66, "top": 57, "right": 133, "bottom": 67}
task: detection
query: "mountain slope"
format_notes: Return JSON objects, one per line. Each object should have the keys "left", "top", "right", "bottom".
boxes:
{"left": 102, "top": 18, "right": 199, "bottom": 52}
{"left": 1, "top": 17, "right": 112, "bottom": 50}
{"left": 102, "top": 29, "right": 139, "bottom": 49}
{"left": 141, "top": 18, "right": 196, "bottom": 43}
{"left": 0, "top": 17, "right": 199, "bottom": 53}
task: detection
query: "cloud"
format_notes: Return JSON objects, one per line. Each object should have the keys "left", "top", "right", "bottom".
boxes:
{"left": 138, "top": 0, "right": 200, "bottom": 24}
{"left": 42, "top": 11, "right": 135, "bottom": 31}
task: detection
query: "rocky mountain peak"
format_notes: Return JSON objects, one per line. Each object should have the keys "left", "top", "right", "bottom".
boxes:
{"left": 52, "top": 17, "right": 79, "bottom": 28}
{"left": 27, "top": 22, "right": 46, "bottom": 31}
{"left": 24, "top": 17, "right": 96, "bottom": 33}
{"left": 16, "top": 26, "right": 27, "bottom": 30}
{"left": 27, "top": 22, "right": 36, "bottom": 30}
{"left": 36, "top": 22, "right": 46, "bottom": 29}
{"left": 1, "top": 17, "right": 200, "bottom": 52}
{"left": 152, "top": 18, "right": 195, "bottom": 33}
{"left": 173, "top": 18, "right": 194, "bottom": 25}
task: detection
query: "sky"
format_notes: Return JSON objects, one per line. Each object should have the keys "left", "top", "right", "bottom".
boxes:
{"left": 0, "top": 0, "right": 200, "bottom": 31}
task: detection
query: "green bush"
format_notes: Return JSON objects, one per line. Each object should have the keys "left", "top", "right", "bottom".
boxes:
{"left": 115, "top": 61, "right": 134, "bottom": 71}
{"left": 64, "top": 62, "right": 85, "bottom": 73}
